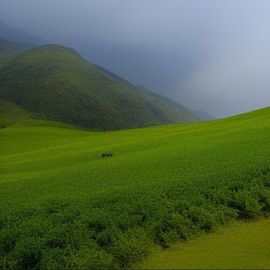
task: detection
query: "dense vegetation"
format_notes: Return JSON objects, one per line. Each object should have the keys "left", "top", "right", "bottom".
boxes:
{"left": 1, "top": 105, "right": 270, "bottom": 269}
{"left": 0, "top": 39, "right": 28, "bottom": 70}
{"left": 0, "top": 45, "right": 200, "bottom": 130}
{"left": 0, "top": 99, "right": 29, "bottom": 128}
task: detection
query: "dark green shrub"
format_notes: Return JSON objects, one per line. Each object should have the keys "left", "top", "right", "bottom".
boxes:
{"left": 229, "top": 191, "right": 262, "bottom": 219}
{"left": 46, "top": 226, "right": 70, "bottom": 249}
{"left": 0, "top": 253, "right": 17, "bottom": 270}
{"left": 68, "top": 247, "right": 114, "bottom": 269}
{"left": 0, "top": 256, "right": 6, "bottom": 269}
{"left": 110, "top": 228, "right": 150, "bottom": 267}
{"left": 12, "top": 237, "right": 45, "bottom": 269}
{"left": 43, "top": 200, "right": 69, "bottom": 215}
{"left": 158, "top": 230, "right": 178, "bottom": 248}
{"left": 153, "top": 214, "right": 191, "bottom": 248}
{"left": 186, "top": 206, "right": 217, "bottom": 232}
{"left": 257, "top": 189, "right": 270, "bottom": 212}
{"left": 40, "top": 248, "right": 69, "bottom": 270}
{"left": 0, "top": 228, "right": 19, "bottom": 254}
{"left": 50, "top": 207, "right": 80, "bottom": 225}
{"left": 214, "top": 206, "right": 237, "bottom": 225}
{"left": 262, "top": 176, "right": 270, "bottom": 188}
{"left": 86, "top": 210, "right": 112, "bottom": 233}
{"left": 19, "top": 218, "right": 51, "bottom": 239}
{"left": 96, "top": 228, "right": 119, "bottom": 249}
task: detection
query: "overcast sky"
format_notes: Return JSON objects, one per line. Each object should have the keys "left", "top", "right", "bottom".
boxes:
{"left": 1, "top": 0, "right": 270, "bottom": 117}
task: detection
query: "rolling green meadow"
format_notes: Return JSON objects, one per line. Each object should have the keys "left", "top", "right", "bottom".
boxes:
{"left": 1, "top": 103, "right": 270, "bottom": 269}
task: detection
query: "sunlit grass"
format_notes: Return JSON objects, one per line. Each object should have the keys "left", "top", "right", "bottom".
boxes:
{"left": 1, "top": 106, "right": 270, "bottom": 268}
{"left": 142, "top": 218, "right": 270, "bottom": 269}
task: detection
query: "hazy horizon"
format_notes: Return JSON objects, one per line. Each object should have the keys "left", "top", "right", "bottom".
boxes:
{"left": 1, "top": 0, "right": 270, "bottom": 117}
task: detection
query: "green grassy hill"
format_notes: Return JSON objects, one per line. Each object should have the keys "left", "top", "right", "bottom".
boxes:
{"left": 0, "top": 39, "right": 30, "bottom": 70}
{"left": 0, "top": 45, "right": 200, "bottom": 130}
{"left": 1, "top": 106, "right": 270, "bottom": 269}
{"left": 0, "top": 99, "right": 29, "bottom": 127}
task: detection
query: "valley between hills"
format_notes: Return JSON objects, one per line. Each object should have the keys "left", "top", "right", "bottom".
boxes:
{"left": 0, "top": 31, "right": 270, "bottom": 269}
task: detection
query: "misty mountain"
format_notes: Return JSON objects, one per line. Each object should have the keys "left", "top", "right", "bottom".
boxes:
{"left": 68, "top": 38, "right": 201, "bottom": 97}
{"left": 0, "top": 44, "right": 200, "bottom": 130}
{"left": 191, "top": 110, "right": 215, "bottom": 121}
{"left": 0, "top": 19, "right": 44, "bottom": 45}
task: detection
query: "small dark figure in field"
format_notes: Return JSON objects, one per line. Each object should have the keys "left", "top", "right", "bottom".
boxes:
{"left": 101, "top": 152, "right": 113, "bottom": 158}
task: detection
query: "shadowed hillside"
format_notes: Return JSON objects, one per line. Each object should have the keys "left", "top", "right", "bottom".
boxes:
{"left": 0, "top": 45, "right": 200, "bottom": 130}
{"left": 0, "top": 39, "right": 33, "bottom": 69}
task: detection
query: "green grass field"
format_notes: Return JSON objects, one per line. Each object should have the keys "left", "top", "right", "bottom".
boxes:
{"left": 1, "top": 106, "right": 270, "bottom": 269}
{"left": 142, "top": 218, "right": 270, "bottom": 269}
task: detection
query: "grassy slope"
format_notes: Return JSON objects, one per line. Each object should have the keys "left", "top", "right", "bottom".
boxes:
{"left": 0, "top": 39, "right": 30, "bottom": 70}
{"left": 0, "top": 99, "right": 29, "bottom": 127}
{"left": 0, "top": 50, "right": 19, "bottom": 70}
{"left": 0, "top": 45, "right": 200, "bottom": 130}
{"left": 142, "top": 218, "right": 270, "bottom": 269}
{"left": 1, "top": 107, "right": 270, "bottom": 268}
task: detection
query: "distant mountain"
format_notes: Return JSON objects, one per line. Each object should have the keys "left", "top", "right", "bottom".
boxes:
{"left": 136, "top": 85, "right": 201, "bottom": 122}
{"left": 192, "top": 110, "right": 215, "bottom": 121}
{"left": 0, "top": 19, "right": 43, "bottom": 45}
{"left": 0, "top": 20, "right": 44, "bottom": 69}
{"left": 0, "top": 44, "right": 200, "bottom": 130}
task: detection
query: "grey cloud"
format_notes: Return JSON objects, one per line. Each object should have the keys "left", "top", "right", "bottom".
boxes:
{"left": 1, "top": 0, "right": 270, "bottom": 117}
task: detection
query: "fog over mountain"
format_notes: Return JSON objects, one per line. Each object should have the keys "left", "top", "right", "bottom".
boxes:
{"left": 1, "top": 0, "right": 270, "bottom": 117}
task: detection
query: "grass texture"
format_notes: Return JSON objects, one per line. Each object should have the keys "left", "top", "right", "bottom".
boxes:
{"left": 142, "top": 218, "right": 270, "bottom": 269}
{"left": 0, "top": 106, "right": 270, "bottom": 268}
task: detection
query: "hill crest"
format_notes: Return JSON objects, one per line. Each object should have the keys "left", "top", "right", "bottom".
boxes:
{"left": 0, "top": 44, "right": 200, "bottom": 130}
